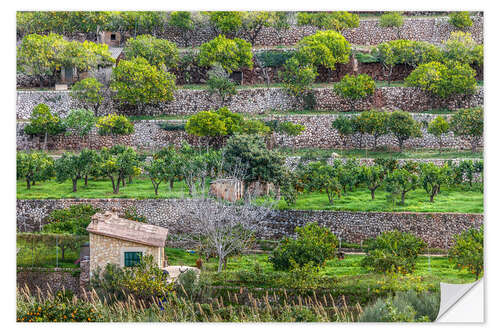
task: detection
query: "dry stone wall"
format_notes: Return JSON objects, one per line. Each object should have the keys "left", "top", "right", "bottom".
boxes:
{"left": 16, "top": 113, "right": 483, "bottom": 151}
{"left": 16, "top": 199, "right": 482, "bottom": 249}
{"left": 16, "top": 86, "right": 484, "bottom": 120}
{"left": 17, "top": 267, "right": 80, "bottom": 294}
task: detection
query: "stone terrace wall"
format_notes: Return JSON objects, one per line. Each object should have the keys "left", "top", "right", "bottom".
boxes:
{"left": 17, "top": 267, "right": 80, "bottom": 295}
{"left": 16, "top": 199, "right": 483, "bottom": 249}
{"left": 16, "top": 113, "right": 484, "bottom": 151}
{"left": 159, "top": 17, "right": 483, "bottom": 47}
{"left": 16, "top": 87, "right": 484, "bottom": 120}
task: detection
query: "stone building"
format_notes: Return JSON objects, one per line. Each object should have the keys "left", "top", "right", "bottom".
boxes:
{"left": 86, "top": 210, "right": 169, "bottom": 275}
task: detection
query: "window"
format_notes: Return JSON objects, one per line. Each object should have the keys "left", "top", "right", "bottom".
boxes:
{"left": 110, "top": 33, "right": 116, "bottom": 41}
{"left": 124, "top": 251, "right": 142, "bottom": 267}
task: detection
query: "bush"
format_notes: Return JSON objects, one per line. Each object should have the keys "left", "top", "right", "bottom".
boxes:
{"left": 70, "top": 78, "right": 104, "bottom": 115}
{"left": 279, "top": 57, "right": 317, "bottom": 104}
{"left": 198, "top": 35, "right": 253, "bottom": 73}
{"left": 449, "top": 226, "right": 483, "bottom": 280}
{"left": 24, "top": 103, "right": 66, "bottom": 150}
{"left": 43, "top": 204, "right": 99, "bottom": 235}
{"left": 296, "top": 30, "right": 351, "bottom": 70}
{"left": 358, "top": 290, "right": 439, "bottom": 322}
{"left": 379, "top": 12, "right": 404, "bottom": 29}
{"left": 296, "top": 12, "right": 359, "bottom": 31}
{"left": 449, "top": 12, "right": 473, "bottom": 30}
{"left": 62, "top": 108, "right": 96, "bottom": 137}
{"left": 361, "top": 231, "right": 426, "bottom": 274}
{"left": 254, "top": 50, "right": 296, "bottom": 68}
{"left": 442, "top": 31, "right": 483, "bottom": 66}
{"left": 334, "top": 74, "right": 375, "bottom": 110}
{"left": 206, "top": 64, "right": 237, "bottom": 107}
{"left": 96, "top": 113, "right": 134, "bottom": 136}
{"left": 449, "top": 107, "right": 483, "bottom": 152}
{"left": 269, "top": 222, "right": 338, "bottom": 270}
{"left": 123, "top": 34, "right": 179, "bottom": 69}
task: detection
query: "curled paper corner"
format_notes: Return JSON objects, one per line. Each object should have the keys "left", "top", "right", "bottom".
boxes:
{"left": 435, "top": 279, "right": 484, "bottom": 323}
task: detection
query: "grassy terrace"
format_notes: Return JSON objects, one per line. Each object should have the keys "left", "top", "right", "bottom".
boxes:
{"left": 17, "top": 176, "right": 483, "bottom": 213}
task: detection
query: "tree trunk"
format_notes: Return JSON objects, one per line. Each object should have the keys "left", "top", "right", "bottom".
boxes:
{"left": 122, "top": 177, "right": 126, "bottom": 187}
{"left": 398, "top": 138, "right": 404, "bottom": 151}
{"left": 26, "top": 178, "right": 31, "bottom": 190}
{"left": 72, "top": 179, "right": 78, "bottom": 192}
{"left": 430, "top": 187, "right": 437, "bottom": 202}
{"left": 154, "top": 184, "right": 159, "bottom": 196}
{"left": 370, "top": 188, "right": 376, "bottom": 200}
{"left": 110, "top": 176, "right": 116, "bottom": 193}
{"left": 401, "top": 191, "right": 406, "bottom": 205}
{"left": 169, "top": 179, "right": 174, "bottom": 191}
{"left": 217, "top": 256, "right": 224, "bottom": 273}
{"left": 115, "top": 178, "right": 121, "bottom": 194}
{"left": 84, "top": 175, "right": 88, "bottom": 186}
{"left": 43, "top": 131, "right": 48, "bottom": 151}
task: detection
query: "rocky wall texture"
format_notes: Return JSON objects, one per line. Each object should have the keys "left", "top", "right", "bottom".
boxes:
{"left": 17, "top": 267, "right": 80, "bottom": 295}
{"left": 16, "top": 113, "right": 484, "bottom": 151}
{"left": 159, "top": 17, "right": 483, "bottom": 47}
{"left": 16, "top": 199, "right": 483, "bottom": 249}
{"left": 16, "top": 86, "right": 484, "bottom": 120}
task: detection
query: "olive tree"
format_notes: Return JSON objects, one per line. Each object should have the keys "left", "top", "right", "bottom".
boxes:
{"left": 450, "top": 108, "right": 483, "bottom": 152}
{"left": 70, "top": 78, "right": 104, "bottom": 116}
{"left": 387, "top": 111, "right": 422, "bottom": 151}
{"left": 427, "top": 116, "right": 450, "bottom": 154}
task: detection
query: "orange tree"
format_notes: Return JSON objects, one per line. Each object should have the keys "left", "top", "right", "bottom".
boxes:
{"left": 449, "top": 226, "right": 483, "bottom": 280}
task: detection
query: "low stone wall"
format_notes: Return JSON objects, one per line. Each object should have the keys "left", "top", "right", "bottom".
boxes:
{"left": 16, "top": 199, "right": 483, "bottom": 249}
{"left": 16, "top": 86, "right": 484, "bottom": 120}
{"left": 16, "top": 112, "right": 483, "bottom": 151}
{"left": 17, "top": 267, "right": 80, "bottom": 295}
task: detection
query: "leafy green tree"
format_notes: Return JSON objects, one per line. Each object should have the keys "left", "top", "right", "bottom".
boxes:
{"left": 379, "top": 12, "right": 404, "bottom": 38}
{"left": 111, "top": 57, "right": 177, "bottom": 112}
{"left": 449, "top": 226, "right": 483, "bottom": 280}
{"left": 427, "top": 116, "right": 450, "bottom": 154}
{"left": 153, "top": 145, "right": 184, "bottom": 191}
{"left": 296, "top": 11, "right": 359, "bottom": 31}
{"left": 144, "top": 158, "right": 168, "bottom": 195}
{"left": 405, "top": 61, "right": 477, "bottom": 100}
{"left": 198, "top": 35, "right": 253, "bottom": 74}
{"left": 97, "top": 146, "right": 141, "bottom": 193}
{"left": 277, "top": 121, "right": 305, "bottom": 152}
{"left": 296, "top": 30, "right": 351, "bottom": 70}
{"left": 205, "top": 11, "right": 243, "bottom": 36}
{"left": 79, "top": 148, "right": 100, "bottom": 186}
{"left": 24, "top": 104, "right": 66, "bottom": 150}
{"left": 356, "top": 110, "right": 389, "bottom": 149}
{"left": 54, "top": 152, "right": 87, "bottom": 192}
{"left": 206, "top": 65, "right": 237, "bottom": 107}
{"left": 450, "top": 108, "right": 483, "bottom": 152}
{"left": 361, "top": 231, "right": 426, "bottom": 273}
{"left": 269, "top": 222, "right": 339, "bottom": 270}
{"left": 223, "top": 134, "right": 284, "bottom": 190}
{"left": 70, "top": 78, "right": 104, "bottom": 116}
{"left": 57, "top": 40, "right": 113, "bottom": 79}
{"left": 332, "top": 116, "right": 355, "bottom": 148}
{"left": 16, "top": 151, "right": 54, "bottom": 189}
{"left": 449, "top": 12, "right": 473, "bottom": 30}
{"left": 334, "top": 74, "right": 375, "bottom": 111}
{"left": 240, "top": 11, "right": 273, "bottom": 44}
{"left": 387, "top": 111, "right": 422, "bottom": 151}
{"left": 385, "top": 168, "right": 419, "bottom": 205}
{"left": 419, "top": 163, "right": 450, "bottom": 202}
{"left": 331, "top": 159, "right": 360, "bottom": 194}
{"left": 298, "top": 161, "right": 342, "bottom": 205}
{"left": 96, "top": 113, "right": 134, "bottom": 136}
{"left": 17, "top": 33, "right": 65, "bottom": 87}
{"left": 42, "top": 204, "right": 99, "bottom": 236}
{"left": 123, "top": 34, "right": 179, "bottom": 69}
{"left": 279, "top": 57, "right": 317, "bottom": 105}
{"left": 62, "top": 109, "right": 96, "bottom": 137}
{"left": 168, "top": 11, "right": 195, "bottom": 47}
{"left": 359, "top": 165, "right": 386, "bottom": 200}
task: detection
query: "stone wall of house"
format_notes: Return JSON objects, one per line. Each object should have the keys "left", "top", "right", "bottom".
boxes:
{"left": 17, "top": 199, "right": 483, "bottom": 249}
{"left": 16, "top": 113, "right": 483, "bottom": 151}
{"left": 17, "top": 267, "right": 80, "bottom": 295}
{"left": 89, "top": 233, "right": 162, "bottom": 274}
{"left": 159, "top": 17, "right": 483, "bottom": 47}
{"left": 16, "top": 86, "right": 484, "bottom": 120}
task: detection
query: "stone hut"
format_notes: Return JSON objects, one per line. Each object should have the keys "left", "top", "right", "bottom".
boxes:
{"left": 86, "top": 211, "right": 169, "bottom": 275}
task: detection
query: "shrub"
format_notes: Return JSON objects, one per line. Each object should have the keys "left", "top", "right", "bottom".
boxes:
{"left": 96, "top": 114, "right": 134, "bottom": 136}
{"left": 254, "top": 50, "right": 296, "bottom": 68}
{"left": 42, "top": 204, "right": 99, "bottom": 235}
{"left": 206, "top": 64, "right": 237, "bottom": 107}
{"left": 443, "top": 31, "right": 483, "bottom": 66}
{"left": 70, "top": 77, "right": 104, "bottom": 115}
{"left": 387, "top": 111, "right": 421, "bottom": 151}
{"left": 334, "top": 74, "right": 375, "bottom": 110}
{"left": 449, "top": 12, "right": 473, "bottom": 30}
{"left": 205, "top": 11, "right": 243, "bottom": 36}
{"left": 449, "top": 107, "right": 483, "bottom": 152}
{"left": 427, "top": 116, "right": 450, "bottom": 153}
{"left": 296, "top": 30, "right": 351, "bottom": 70}
{"left": 123, "top": 34, "right": 179, "bottom": 69}
{"left": 332, "top": 116, "right": 355, "bottom": 148}
{"left": 296, "top": 12, "right": 359, "bottom": 31}
{"left": 449, "top": 226, "right": 483, "bottom": 280}
{"left": 379, "top": 12, "right": 404, "bottom": 30}
{"left": 24, "top": 103, "right": 66, "bottom": 150}
{"left": 358, "top": 290, "right": 439, "bottom": 322}
{"left": 356, "top": 110, "right": 389, "bottom": 149}
{"left": 198, "top": 35, "right": 253, "bottom": 73}
{"left": 269, "top": 222, "right": 338, "bottom": 270}
{"left": 361, "top": 231, "right": 426, "bottom": 273}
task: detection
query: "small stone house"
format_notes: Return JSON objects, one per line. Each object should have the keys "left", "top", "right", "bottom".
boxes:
{"left": 86, "top": 211, "right": 169, "bottom": 275}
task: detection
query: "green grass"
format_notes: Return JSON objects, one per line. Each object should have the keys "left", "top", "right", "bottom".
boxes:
{"left": 16, "top": 238, "right": 82, "bottom": 268}
{"left": 279, "top": 147, "right": 483, "bottom": 160}
{"left": 277, "top": 185, "right": 483, "bottom": 213}
{"left": 17, "top": 176, "right": 198, "bottom": 199}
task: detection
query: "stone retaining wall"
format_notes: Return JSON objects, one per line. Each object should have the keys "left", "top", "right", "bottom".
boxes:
{"left": 16, "top": 113, "right": 483, "bottom": 151}
{"left": 16, "top": 199, "right": 483, "bottom": 249}
{"left": 17, "top": 267, "right": 80, "bottom": 295}
{"left": 16, "top": 86, "right": 484, "bottom": 120}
